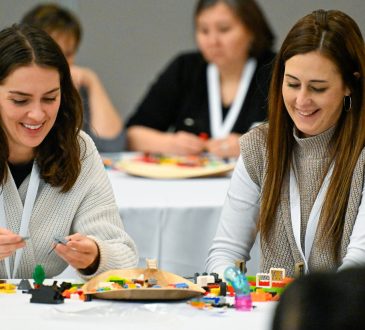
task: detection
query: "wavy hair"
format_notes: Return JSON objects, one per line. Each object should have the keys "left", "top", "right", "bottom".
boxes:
{"left": 260, "top": 10, "right": 365, "bottom": 259}
{"left": 0, "top": 24, "right": 83, "bottom": 192}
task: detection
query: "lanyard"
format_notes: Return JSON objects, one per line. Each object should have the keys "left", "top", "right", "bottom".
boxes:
{"left": 0, "top": 161, "right": 40, "bottom": 279}
{"left": 289, "top": 160, "right": 334, "bottom": 273}
{"left": 207, "top": 58, "right": 257, "bottom": 139}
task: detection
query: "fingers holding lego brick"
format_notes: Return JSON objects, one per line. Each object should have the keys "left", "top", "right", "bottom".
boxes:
{"left": 0, "top": 227, "right": 26, "bottom": 259}
{"left": 53, "top": 233, "right": 99, "bottom": 271}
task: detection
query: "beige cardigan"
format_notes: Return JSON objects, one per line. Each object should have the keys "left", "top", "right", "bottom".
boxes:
{"left": 0, "top": 131, "right": 138, "bottom": 279}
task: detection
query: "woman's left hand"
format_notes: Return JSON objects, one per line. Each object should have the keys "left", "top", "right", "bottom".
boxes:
{"left": 53, "top": 233, "right": 99, "bottom": 270}
{"left": 205, "top": 133, "right": 241, "bottom": 158}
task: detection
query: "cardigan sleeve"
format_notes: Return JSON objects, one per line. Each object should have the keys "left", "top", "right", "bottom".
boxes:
{"left": 71, "top": 133, "right": 138, "bottom": 279}
{"left": 205, "top": 155, "right": 260, "bottom": 275}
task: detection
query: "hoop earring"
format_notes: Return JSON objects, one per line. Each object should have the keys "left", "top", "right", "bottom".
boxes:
{"left": 344, "top": 95, "right": 352, "bottom": 112}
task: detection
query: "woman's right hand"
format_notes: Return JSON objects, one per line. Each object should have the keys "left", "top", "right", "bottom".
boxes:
{"left": 127, "top": 126, "right": 206, "bottom": 155}
{"left": 168, "top": 131, "right": 206, "bottom": 155}
{"left": 0, "top": 228, "right": 25, "bottom": 260}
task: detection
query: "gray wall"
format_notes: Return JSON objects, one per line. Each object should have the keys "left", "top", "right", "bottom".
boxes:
{"left": 1, "top": 0, "right": 364, "bottom": 121}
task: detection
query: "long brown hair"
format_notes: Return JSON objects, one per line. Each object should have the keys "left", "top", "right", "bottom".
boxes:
{"left": 260, "top": 10, "right": 365, "bottom": 258}
{"left": 0, "top": 24, "right": 83, "bottom": 192}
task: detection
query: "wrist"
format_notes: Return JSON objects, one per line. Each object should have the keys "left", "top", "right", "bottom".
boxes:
{"left": 78, "top": 245, "right": 100, "bottom": 275}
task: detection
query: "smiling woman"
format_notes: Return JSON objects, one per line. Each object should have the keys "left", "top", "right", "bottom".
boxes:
{"left": 21, "top": 3, "right": 125, "bottom": 152}
{"left": 282, "top": 52, "right": 350, "bottom": 138}
{"left": 0, "top": 65, "right": 60, "bottom": 163}
{"left": 206, "top": 9, "right": 365, "bottom": 277}
{"left": 0, "top": 24, "right": 137, "bottom": 280}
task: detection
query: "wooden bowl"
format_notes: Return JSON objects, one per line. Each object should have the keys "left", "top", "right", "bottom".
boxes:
{"left": 82, "top": 268, "right": 205, "bottom": 300}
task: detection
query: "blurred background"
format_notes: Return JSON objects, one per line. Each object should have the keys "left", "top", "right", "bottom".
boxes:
{"left": 1, "top": 0, "right": 364, "bottom": 120}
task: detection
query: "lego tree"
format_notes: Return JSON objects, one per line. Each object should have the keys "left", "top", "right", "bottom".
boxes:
{"left": 32, "top": 264, "right": 46, "bottom": 286}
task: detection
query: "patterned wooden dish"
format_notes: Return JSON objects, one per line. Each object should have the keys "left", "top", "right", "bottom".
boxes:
{"left": 82, "top": 268, "right": 205, "bottom": 300}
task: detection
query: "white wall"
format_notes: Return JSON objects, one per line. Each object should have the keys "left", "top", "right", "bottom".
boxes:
{"left": 1, "top": 0, "right": 364, "bottom": 120}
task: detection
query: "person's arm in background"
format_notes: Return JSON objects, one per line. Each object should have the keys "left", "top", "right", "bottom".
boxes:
{"left": 205, "top": 156, "right": 259, "bottom": 275}
{"left": 128, "top": 127, "right": 205, "bottom": 155}
{"left": 126, "top": 53, "right": 206, "bottom": 155}
{"left": 71, "top": 65, "right": 123, "bottom": 139}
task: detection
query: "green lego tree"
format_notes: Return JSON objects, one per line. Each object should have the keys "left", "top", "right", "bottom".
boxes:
{"left": 32, "top": 264, "right": 46, "bottom": 286}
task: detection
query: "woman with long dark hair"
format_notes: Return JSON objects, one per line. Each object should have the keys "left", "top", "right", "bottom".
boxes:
{"left": 0, "top": 24, "right": 137, "bottom": 279}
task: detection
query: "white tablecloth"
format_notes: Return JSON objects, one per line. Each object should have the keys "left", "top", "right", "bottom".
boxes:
{"left": 108, "top": 170, "right": 230, "bottom": 276}
{"left": 58, "top": 153, "right": 260, "bottom": 279}
{"left": 106, "top": 152, "right": 260, "bottom": 277}
{"left": 1, "top": 290, "right": 276, "bottom": 330}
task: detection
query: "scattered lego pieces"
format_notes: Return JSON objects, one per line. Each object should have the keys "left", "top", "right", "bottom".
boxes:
{"left": 133, "top": 153, "right": 227, "bottom": 168}
{"left": 190, "top": 266, "right": 294, "bottom": 311}
{"left": 89, "top": 273, "right": 192, "bottom": 293}
{"left": 0, "top": 283, "right": 17, "bottom": 294}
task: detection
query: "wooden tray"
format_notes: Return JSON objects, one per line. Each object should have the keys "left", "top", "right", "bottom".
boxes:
{"left": 82, "top": 268, "right": 205, "bottom": 300}
{"left": 116, "top": 159, "right": 235, "bottom": 179}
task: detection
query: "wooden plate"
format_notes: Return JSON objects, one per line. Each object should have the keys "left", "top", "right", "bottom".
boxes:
{"left": 116, "top": 159, "right": 235, "bottom": 179}
{"left": 82, "top": 268, "right": 205, "bottom": 300}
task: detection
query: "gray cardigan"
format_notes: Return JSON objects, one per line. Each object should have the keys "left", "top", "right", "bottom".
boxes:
{"left": 0, "top": 131, "right": 137, "bottom": 279}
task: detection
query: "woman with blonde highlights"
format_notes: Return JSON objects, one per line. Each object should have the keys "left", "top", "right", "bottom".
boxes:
{"left": 206, "top": 9, "right": 365, "bottom": 276}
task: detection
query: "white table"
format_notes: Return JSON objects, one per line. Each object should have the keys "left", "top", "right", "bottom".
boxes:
{"left": 1, "top": 289, "right": 276, "bottom": 330}
{"left": 105, "top": 153, "right": 260, "bottom": 277}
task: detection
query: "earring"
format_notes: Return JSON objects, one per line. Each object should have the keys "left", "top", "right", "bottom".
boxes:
{"left": 343, "top": 95, "right": 352, "bottom": 112}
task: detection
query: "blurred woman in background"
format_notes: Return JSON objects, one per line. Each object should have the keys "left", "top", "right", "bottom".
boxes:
{"left": 126, "top": 0, "right": 275, "bottom": 157}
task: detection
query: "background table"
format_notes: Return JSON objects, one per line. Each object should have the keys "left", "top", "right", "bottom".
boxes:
{"left": 106, "top": 153, "right": 260, "bottom": 277}
{"left": 1, "top": 289, "right": 276, "bottom": 330}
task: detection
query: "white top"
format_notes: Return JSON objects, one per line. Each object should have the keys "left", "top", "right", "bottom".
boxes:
{"left": 206, "top": 156, "right": 365, "bottom": 274}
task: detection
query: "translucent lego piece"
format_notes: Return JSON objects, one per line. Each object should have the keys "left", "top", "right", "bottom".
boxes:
{"left": 224, "top": 266, "right": 252, "bottom": 311}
